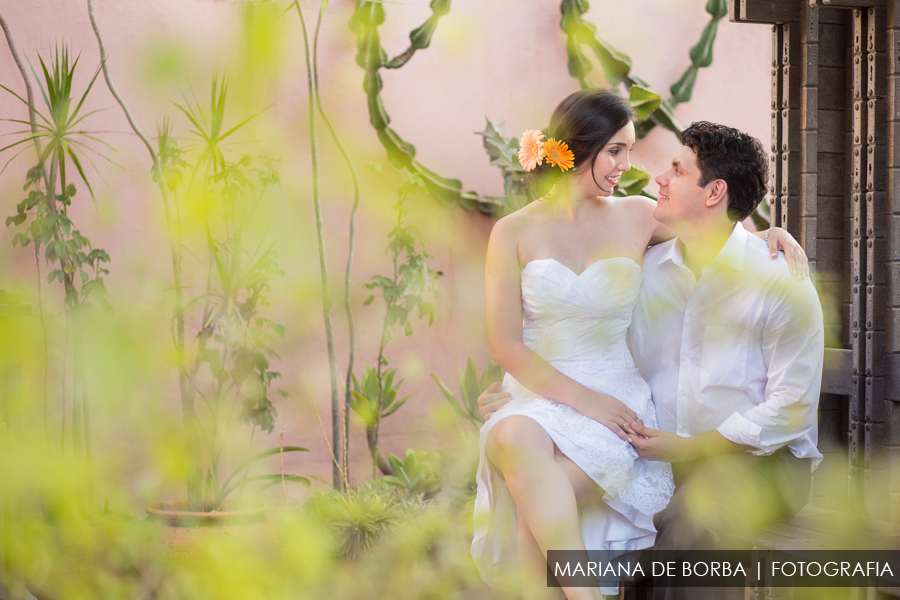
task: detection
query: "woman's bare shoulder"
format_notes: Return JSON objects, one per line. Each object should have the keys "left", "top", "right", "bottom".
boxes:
{"left": 615, "top": 194, "right": 657, "bottom": 216}
{"left": 491, "top": 203, "right": 544, "bottom": 240}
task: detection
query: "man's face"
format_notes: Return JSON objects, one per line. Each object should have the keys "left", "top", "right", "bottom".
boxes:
{"left": 653, "top": 145, "right": 711, "bottom": 227}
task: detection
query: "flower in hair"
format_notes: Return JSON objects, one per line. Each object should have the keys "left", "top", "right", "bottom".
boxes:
{"left": 517, "top": 129, "right": 545, "bottom": 172}
{"left": 543, "top": 138, "right": 574, "bottom": 172}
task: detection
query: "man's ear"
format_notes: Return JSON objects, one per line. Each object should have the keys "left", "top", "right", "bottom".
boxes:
{"left": 705, "top": 179, "right": 728, "bottom": 209}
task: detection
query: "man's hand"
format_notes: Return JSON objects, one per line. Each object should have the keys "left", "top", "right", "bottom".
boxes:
{"left": 628, "top": 421, "right": 697, "bottom": 463}
{"left": 478, "top": 382, "right": 512, "bottom": 421}
{"left": 629, "top": 423, "right": 747, "bottom": 462}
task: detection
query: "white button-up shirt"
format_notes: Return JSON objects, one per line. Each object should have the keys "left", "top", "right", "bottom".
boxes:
{"left": 630, "top": 222, "right": 824, "bottom": 468}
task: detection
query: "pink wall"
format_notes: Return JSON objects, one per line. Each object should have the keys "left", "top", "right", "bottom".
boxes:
{"left": 0, "top": 0, "right": 772, "bottom": 499}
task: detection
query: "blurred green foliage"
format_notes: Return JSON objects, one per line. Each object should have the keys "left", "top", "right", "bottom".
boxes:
{"left": 161, "top": 76, "right": 312, "bottom": 511}
{"left": 382, "top": 449, "right": 442, "bottom": 498}
{"left": 351, "top": 365, "right": 413, "bottom": 427}
{"left": 353, "top": 174, "right": 441, "bottom": 476}
{"left": 433, "top": 356, "right": 503, "bottom": 427}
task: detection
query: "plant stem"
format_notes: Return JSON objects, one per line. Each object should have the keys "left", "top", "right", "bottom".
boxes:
{"left": 87, "top": 0, "right": 201, "bottom": 508}
{"left": 368, "top": 221, "right": 401, "bottom": 477}
{"left": 69, "top": 312, "right": 81, "bottom": 459}
{"left": 74, "top": 322, "right": 91, "bottom": 464}
{"left": 296, "top": 0, "right": 344, "bottom": 492}
{"left": 33, "top": 245, "right": 50, "bottom": 447}
{"left": 1, "top": 15, "right": 56, "bottom": 452}
{"left": 313, "top": 1, "right": 358, "bottom": 484}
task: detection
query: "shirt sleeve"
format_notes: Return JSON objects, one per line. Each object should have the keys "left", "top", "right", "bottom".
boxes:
{"left": 715, "top": 275, "right": 824, "bottom": 455}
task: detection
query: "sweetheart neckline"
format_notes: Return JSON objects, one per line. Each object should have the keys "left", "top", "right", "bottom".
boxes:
{"left": 521, "top": 256, "right": 642, "bottom": 278}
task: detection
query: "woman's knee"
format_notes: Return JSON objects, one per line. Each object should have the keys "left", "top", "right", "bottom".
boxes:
{"left": 486, "top": 416, "right": 551, "bottom": 466}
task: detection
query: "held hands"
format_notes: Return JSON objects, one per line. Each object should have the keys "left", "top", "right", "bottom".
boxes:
{"left": 576, "top": 393, "right": 641, "bottom": 442}
{"left": 627, "top": 421, "right": 695, "bottom": 462}
{"left": 766, "top": 227, "right": 809, "bottom": 279}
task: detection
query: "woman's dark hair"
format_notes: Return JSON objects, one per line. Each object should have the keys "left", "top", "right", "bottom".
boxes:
{"left": 530, "top": 89, "right": 634, "bottom": 199}
{"left": 680, "top": 121, "right": 769, "bottom": 222}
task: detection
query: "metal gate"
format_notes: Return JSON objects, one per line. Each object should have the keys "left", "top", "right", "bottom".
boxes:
{"left": 729, "top": 0, "right": 899, "bottom": 522}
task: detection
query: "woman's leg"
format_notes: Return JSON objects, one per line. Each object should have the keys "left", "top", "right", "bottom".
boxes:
{"left": 518, "top": 512, "right": 565, "bottom": 600}
{"left": 487, "top": 415, "right": 604, "bottom": 600}
{"left": 518, "top": 450, "right": 608, "bottom": 600}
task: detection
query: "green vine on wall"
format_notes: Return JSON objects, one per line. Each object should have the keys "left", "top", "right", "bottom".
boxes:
{"left": 348, "top": 0, "right": 482, "bottom": 212}
{"left": 348, "top": 0, "right": 729, "bottom": 214}
{"left": 561, "top": 0, "right": 728, "bottom": 138}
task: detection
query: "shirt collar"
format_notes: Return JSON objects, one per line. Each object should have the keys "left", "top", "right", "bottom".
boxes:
{"left": 656, "top": 221, "right": 748, "bottom": 272}
{"left": 711, "top": 221, "right": 748, "bottom": 272}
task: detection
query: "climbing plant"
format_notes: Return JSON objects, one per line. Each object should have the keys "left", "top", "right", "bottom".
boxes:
{"left": 348, "top": 0, "right": 481, "bottom": 211}
{"left": 561, "top": 0, "right": 728, "bottom": 138}
{"left": 348, "top": 0, "right": 729, "bottom": 214}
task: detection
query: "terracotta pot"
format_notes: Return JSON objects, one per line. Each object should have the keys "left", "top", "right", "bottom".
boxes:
{"left": 145, "top": 500, "right": 267, "bottom": 526}
{"left": 145, "top": 500, "right": 268, "bottom": 554}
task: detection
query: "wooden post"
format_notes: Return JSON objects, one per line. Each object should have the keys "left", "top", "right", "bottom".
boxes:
{"left": 0, "top": 289, "right": 32, "bottom": 600}
{"left": 886, "top": 0, "right": 900, "bottom": 524}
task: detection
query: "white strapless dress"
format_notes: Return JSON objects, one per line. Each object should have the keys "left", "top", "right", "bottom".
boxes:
{"left": 471, "top": 257, "right": 674, "bottom": 592}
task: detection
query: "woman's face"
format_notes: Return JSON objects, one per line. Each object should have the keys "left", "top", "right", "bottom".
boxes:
{"left": 578, "top": 121, "right": 635, "bottom": 197}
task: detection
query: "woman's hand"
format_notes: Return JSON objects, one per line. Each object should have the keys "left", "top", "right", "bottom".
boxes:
{"left": 765, "top": 227, "right": 809, "bottom": 279}
{"left": 478, "top": 382, "right": 511, "bottom": 421}
{"left": 576, "top": 393, "right": 640, "bottom": 442}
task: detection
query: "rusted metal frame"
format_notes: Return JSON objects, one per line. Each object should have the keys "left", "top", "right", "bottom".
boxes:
{"left": 866, "top": 5, "right": 889, "bottom": 474}
{"left": 771, "top": 25, "right": 785, "bottom": 226}
{"left": 850, "top": 7, "right": 868, "bottom": 486}
{"left": 813, "top": 0, "right": 885, "bottom": 7}
{"left": 732, "top": 0, "right": 801, "bottom": 23}
{"left": 802, "top": 3, "right": 820, "bottom": 269}
{"left": 782, "top": 22, "right": 803, "bottom": 235}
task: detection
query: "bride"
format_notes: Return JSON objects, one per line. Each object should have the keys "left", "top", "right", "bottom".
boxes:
{"left": 470, "top": 89, "right": 805, "bottom": 600}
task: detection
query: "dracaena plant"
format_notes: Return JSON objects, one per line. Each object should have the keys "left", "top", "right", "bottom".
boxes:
{"left": 159, "top": 76, "right": 307, "bottom": 512}
{"left": 1, "top": 45, "right": 114, "bottom": 462}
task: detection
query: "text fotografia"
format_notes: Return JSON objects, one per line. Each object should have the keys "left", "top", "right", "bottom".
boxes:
{"left": 546, "top": 550, "right": 900, "bottom": 588}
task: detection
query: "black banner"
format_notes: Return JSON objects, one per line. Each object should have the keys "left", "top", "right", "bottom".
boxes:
{"left": 546, "top": 550, "right": 900, "bottom": 588}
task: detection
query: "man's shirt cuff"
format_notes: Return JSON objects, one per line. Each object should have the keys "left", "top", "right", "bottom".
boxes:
{"left": 716, "top": 411, "right": 765, "bottom": 454}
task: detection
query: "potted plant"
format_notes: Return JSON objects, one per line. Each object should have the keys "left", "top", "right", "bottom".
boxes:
{"left": 143, "top": 79, "right": 308, "bottom": 527}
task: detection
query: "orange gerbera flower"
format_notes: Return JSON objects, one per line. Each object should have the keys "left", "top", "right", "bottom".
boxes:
{"left": 544, "top": 138, "right": 575, "bottom": 172}
{"left": 517, "top": 129, "right": 545, "bottom": 171}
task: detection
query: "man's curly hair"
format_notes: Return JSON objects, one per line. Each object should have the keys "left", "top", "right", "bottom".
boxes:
{"left": 681, "top": 122, "right": 768, "bottom": 222}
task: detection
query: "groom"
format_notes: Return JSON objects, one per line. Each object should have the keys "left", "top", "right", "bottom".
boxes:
{"left": 478, "top": 121, "right": 824, "bottom": 599}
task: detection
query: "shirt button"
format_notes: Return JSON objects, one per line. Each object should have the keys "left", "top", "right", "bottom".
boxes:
{"left": 683, "top": 351, "right": 690, "bottom": 358}
{"left": 679, "top": 427, "right": 686, "bottom": 433}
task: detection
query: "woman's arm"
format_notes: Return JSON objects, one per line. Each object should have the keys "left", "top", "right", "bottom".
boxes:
{"left": 485, "top": 217, "right": 639, "bottom": 440}
{"left": 754, "top": 227, "right": 809, "bottom": 279}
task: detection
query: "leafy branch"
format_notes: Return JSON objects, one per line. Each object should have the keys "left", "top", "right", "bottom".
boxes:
{"left": 352, "top": 174, "right": 441, "bottom": 476}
